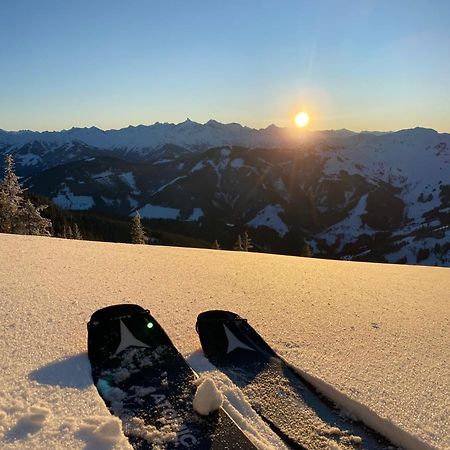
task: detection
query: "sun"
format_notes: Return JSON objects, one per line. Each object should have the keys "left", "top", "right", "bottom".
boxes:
{"left": 295, "top": 112, "right": 310, "bottom": 128}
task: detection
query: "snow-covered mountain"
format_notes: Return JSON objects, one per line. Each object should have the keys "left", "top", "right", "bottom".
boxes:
{"left": 1, "top": 122, "right": 449, "bottom": 266}
{"left": 0, "top": 120, "right": 357, "bottom": 156}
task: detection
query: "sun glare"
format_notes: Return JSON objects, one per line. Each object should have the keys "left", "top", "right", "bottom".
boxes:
{"left": 295, "top": 112, "right": 310, "bottom": 128}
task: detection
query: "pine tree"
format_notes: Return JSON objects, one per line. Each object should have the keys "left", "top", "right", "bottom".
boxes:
{"left": 0, "top": 154, "right": 24, "bottom": 233}
{"left": 130, "top": 211, "right": 147, "bottom": 244}
{"left": 212, "top": 239, "right": 221, "bottom": 250}
{"left": 233, "top": 234, "right": 243, "bottom": 251}
{"left": 73, "top": 223, "right": 83, "bottom": 240}
{"left": 17, "top": 200, "right": 52, "bottom": 236}
{"left": 242, "top": 231, "right": 253, "bottom": 251}
{"left": 0, "top": 154, "right": 52, "bottom": 235}
{"left": 65, "top": 225, "right": 73, "bottom": 239}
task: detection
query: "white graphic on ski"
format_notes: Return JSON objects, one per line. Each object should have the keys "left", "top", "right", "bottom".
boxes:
{"left": 224, "top": 324, "right": 255, "bottom": 354}
{"left": 114, "top": 320, "right": 150, "bottom": 356}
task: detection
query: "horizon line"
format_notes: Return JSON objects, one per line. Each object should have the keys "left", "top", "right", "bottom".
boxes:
{"left": 0, "top": 119, "right": 448, "bottom": 135}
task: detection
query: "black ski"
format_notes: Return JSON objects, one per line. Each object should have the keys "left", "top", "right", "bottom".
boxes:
{"left": 87, "top": 304, "right": 257, "bottom": 449}
{"left": 196, "top": 310, "right": 396, "bottom": 450}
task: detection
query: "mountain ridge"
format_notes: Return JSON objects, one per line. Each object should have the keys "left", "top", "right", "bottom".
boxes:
{"left": 1, "top": 120, "right": 449, "bottom": 154}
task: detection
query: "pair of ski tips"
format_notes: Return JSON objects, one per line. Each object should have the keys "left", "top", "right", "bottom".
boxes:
{"left": 87, "top": 304, "right": 394, "bottom": 450}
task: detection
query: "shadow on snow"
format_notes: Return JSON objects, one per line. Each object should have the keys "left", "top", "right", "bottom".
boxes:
{"left": 29, "top": 352, "right": 92, "bottom": 389}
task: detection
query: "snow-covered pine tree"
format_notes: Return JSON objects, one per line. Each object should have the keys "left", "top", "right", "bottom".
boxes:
{"left": 242, "top": 231, "right": 253, "bottom": 251}
{"left": 73, "top": 223, "right": 83, "bottom": 240}
{"left": 17, "top": 200, "right": 52, "bottom": 236}
{"left": 63, "top": 224, "right": 73, "bottom": 239}
{"left": 0, "top": 154, "right": 24, "bottom": 233}
{"left": 130, "top": 211, "right": 147, "bottom": 244}
{"left": 212, "top": 239, "right": 221, "bottom": 250}
{"left": 0, "top": 154, "right": 52, "bottom": 235}
{"left": 233, "top": 234, "right": 243, "bottom": 251}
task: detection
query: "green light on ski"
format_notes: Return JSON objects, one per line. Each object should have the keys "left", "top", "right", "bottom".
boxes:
{"left": 97, "top": 379, "right": 111, "bottom": 395}
{"left": 147, "top": 322, "right": 154, "bottom": 329}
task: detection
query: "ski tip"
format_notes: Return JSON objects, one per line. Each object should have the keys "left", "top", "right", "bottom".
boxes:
{"left": 196, "top": 310, "right": 245, "bottom": 333}
{"left": 196, "top": 310, "right": 278, "bottom": 360}
{"left": 195, "top": 309, "right": 247, "bottom": 334}
{"left": 88, "top": 304, "right": 149, "bottom": 327}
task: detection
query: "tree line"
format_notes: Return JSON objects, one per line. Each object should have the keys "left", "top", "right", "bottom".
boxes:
{"left": 130, "top": 210, "right": 254, "bottom": 251}
{"left": 1, "top": 154, "right": 313, "bottom": 255}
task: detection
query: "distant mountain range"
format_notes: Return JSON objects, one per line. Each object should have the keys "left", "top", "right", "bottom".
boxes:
{"left": 0, "top": 120, "right": 362, "bottom": 155}
{"left": 1, "top": 120, "right": 449, "bottom": 266}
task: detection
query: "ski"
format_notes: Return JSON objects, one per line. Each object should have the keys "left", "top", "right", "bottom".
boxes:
{"left": 87, "top": 304, "right": 257, "bottom": 449}
{"left": 196, "top": 310, "right": 396, "bottom": 450}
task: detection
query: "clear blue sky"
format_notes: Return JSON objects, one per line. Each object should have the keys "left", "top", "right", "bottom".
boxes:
{"left": 1, "top": 0, "right": 449, "bottom": 132}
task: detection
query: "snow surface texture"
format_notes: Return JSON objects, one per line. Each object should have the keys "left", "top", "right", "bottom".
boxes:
{"left": 189, "top": 356, "right": 288, "bottom": 450}
{"left": 0, "top": 234, "right": 448, "bottom": 449}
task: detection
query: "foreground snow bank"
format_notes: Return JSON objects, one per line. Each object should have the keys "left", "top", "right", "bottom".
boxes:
{"left": 0, "top": 234, "right": 448, "bottom": 449}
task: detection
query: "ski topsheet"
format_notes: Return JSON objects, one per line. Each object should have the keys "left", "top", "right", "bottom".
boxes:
{"left": 87, "top": 304, "right": 257, "bottom": 449}
{"left": 196, "top": 310, "right": 395, "bottom": 450}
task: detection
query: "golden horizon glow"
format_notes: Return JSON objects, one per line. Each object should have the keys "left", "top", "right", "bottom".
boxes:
{"left": 295, "top": 112, "right": 310, "bottom": 128}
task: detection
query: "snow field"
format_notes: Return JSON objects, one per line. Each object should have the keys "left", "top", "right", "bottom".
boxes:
{"left": 247, "top": 204, "right": 289, "bottom": 237}
{"left": 137, "top": 204, "right": 180, "bottom": 220}
{"left": 0, "top": 234, "right": 448, "bottom": 449}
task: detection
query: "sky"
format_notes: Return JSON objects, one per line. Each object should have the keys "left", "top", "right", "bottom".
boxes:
{"left": 1, "top": 0, "right": 449, "bottom": 132}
